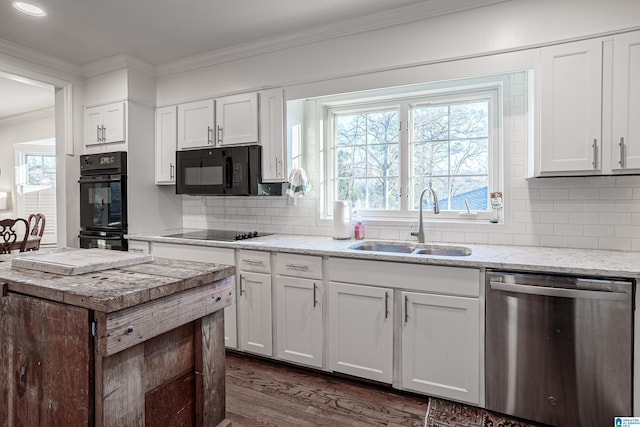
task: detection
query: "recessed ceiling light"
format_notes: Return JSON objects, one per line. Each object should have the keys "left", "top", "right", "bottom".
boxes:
{"left": 12, "top": 1, "right": 46, "bottom": 17}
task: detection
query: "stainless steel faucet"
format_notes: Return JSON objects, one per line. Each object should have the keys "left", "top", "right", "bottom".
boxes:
{"left": 410, "top": 188, "right": 440, "bottom": 243}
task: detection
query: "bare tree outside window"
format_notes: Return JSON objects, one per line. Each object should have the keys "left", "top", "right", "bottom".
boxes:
{"left": 335, "top": 109, "right": 400, "bottom": 210}
{"left": 412, "top": 101, "right": 489, "bottom": 211}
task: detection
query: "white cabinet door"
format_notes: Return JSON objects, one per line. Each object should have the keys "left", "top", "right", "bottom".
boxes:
{"left": 85, "top": 106, "right": 103, "bottom": 146}
{"left": 155, "top": 105, "right": 177, "bottom": 184}
{"left": 215, "top": 92, "right": 258, "bottom": 146}
{"left": 401, "top": 291, "right": 480, "bottom": 404}
{"left": 328, "top": 282, "right": 393, "bottom": 383}
{"left": 149, "top": 242, "right": 238, "bottom": 349}
{"left": 259, "top": 88, "right": 286, "bottom": 182}
{"left": 275, "top": 276, "right": 323, "bottom": 367}
{"left": 84, "top": 101, "right": 126, "bottom": 151}
{"left": 612, "top": 31, "right": 640, "bottom": 170}
{"left": 238, "top": 271, "right": 273, "bottom": 356}
{"left": 177, "top": 99, "right": 214, "bottom": 150}
{"left": 540, "top": 39, "right": 603, "bottom": 174}
{"left": 102, "top": 102, "right": 126, "bottom": 144}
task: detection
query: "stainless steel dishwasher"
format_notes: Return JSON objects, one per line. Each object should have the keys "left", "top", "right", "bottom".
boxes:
{"left": 485, "top": 270, "right": 634, "bottom": 427}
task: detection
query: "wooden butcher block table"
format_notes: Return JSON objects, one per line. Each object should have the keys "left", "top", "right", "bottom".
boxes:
{"left": 0, "top": 248, "right": 235, "bottom": 427}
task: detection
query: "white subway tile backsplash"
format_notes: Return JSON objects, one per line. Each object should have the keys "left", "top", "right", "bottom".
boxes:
{"left": 599, "top": 187, "right": 633, "bottom": 200}
{"left": 598, "top": 212, "right": 632, "bottom": 225}
{"left": 567, "top": 236, "right": 599, "bottom": 249}
{"left": 598, "top": 237, "right": 632, "bottom": 251}
{"left": 539, "top": 235, "right": 568, "bottom": 248}
{"left": 583, "top": 224, "right": 615, "bottom": 237}
{"left": 539, "top": 212, "right": 569, "bottom": 224}
{"left": 540, "top": 188, "right": 569, "bottom": 200}
{"left": 553, "top": 224, "right": 583, "bottom": 236}
{"left": 568, "top": 188, "right": 599, "bottom": 200}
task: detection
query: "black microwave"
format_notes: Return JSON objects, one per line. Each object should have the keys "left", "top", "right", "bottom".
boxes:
{"left": 176, "top": 145, "right": 261, "bottom": 195}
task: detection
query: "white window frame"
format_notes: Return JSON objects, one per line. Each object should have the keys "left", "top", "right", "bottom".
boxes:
{"left": 322, "top": 77, "right": 504, "bottom": 222}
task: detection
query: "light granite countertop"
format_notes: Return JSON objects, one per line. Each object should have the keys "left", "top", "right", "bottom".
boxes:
{"left": 127, "top": 229, "right": 640, "bottom": 279}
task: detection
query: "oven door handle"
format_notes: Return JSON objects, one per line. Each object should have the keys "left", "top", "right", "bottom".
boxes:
{"left": 78, "top": 235, "right": 124, "bottom": 241}
{"left": 79, "top": 175, "right": 124, "bottom": 184}
{"left": 489, "top": 281, "right": 629, "bottom": 301}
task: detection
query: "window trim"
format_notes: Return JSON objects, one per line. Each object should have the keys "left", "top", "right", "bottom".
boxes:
{"left": 322, "top": 77, "right": 504, "bottom": 222}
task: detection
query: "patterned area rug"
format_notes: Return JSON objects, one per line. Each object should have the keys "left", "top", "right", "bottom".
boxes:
{"left": 424, "top": 398, "right": 542, "bottom": 427}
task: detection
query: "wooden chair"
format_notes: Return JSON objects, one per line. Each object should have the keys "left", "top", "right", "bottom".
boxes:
{"left": 0, "top": 218, "right": 29, "bottom": 254}
{"left": 27, "top": 213, "right": 46, "bottom": 250}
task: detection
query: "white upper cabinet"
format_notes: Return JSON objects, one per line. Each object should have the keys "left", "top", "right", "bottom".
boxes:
{"left": 155, "top": 105, "right": 177, "bottom": 185}
{"left": 539, "top": 39, "right": 603, "bottom": 174}
{"left": 177, "top": 99, "right": 214, "bottom": 150}
{"left": 535, "top": 30, "right": 640, "bottom": 176}
{"left": 611, "top": 31, "right": 640, "bottom": 171}
{"left": 259, "top": 88, "right": 287, "bottom": 182}
{"left": 215, "top": 92, "right": 259, "bottom": 146}
{"left": 84, "top": 101, "right": 127, "bottom": 152}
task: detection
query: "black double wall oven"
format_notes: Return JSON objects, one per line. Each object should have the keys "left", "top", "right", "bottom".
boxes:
{"left": 78, "top": 151, "right": 128, "bottom": 251}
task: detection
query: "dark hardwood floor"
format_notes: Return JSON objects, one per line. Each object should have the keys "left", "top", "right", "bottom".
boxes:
{"left": 225, "top": 351, "right": 428, "bottom": 427}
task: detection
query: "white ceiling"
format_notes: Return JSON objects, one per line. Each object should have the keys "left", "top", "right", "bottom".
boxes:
{"left": 0, "top": 0, "right": 506, "bottom": 119}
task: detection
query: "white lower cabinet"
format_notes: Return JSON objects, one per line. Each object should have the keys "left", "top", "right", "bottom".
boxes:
{"left": 327, "top": 257, "right": 481, "bottom": 404}
{"left": 146, "top": 242, "right": 238, "bottom": 348}
{"left": 327, "top": 282, "right": 393, "bottom": 383}
{"left": 401, "top": 291, "right": 480, "bottom": 403}
{"left": 237, "top": 250, "right": 273, "bottom": 357}
{"left": 274, "top": 253, "right": 323, "bottom": 367}
{"left": 275, "top": 276, "right": 323, "bottom": 367}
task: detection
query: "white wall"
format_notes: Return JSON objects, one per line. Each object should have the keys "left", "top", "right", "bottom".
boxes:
{"left": 157, "top": 0, "right": 640, "bottom": 104}
{"left": 168, "top": 0, "right": 640, "bottom": 251}
{"left": 0, "top": 110, "right": 55, "bottom": 218}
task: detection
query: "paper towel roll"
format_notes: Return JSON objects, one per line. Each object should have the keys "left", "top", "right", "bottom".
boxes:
{"left": 333, "top": 200, "right": 352, "bottom": 239}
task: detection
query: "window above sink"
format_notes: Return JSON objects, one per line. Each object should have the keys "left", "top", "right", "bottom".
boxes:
{"left": 297, "top": 73, "right": 513, "bottom": 224}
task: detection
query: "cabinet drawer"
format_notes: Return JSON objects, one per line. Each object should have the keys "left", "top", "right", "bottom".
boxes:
{"left": 276, "top": 253, "right": 322, "bottom": 279}
{"left": 97, "top": 278, "right": 233, "bottom": 357}
{"left": 128, "top": 240, "right": 150, "bottom": 254}
{"left": 152, "top": 242, "right": 235, "bottom": 265}
{"left": 238, "top": 250, "right": 271, "bottom": 273}
{"left": 328, "top": 258, "right": 479, "bottom": 297}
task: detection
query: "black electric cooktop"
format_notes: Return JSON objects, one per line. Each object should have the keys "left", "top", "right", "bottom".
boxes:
{"left": 165, "top": 229, "right": 270, "bottom": 241}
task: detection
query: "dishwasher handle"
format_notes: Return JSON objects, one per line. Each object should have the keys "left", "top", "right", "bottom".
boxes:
{"left": 489, "top": 281, "right": 630, "bottom": 301}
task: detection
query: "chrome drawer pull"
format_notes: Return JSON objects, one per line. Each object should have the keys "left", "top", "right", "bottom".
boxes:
{"left": 285, "top": 264, "right": 309, "bottom": 271}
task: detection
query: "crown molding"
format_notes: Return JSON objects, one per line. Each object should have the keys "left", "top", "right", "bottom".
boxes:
{"left": 0, "top": 106, "right": 55, "bottom": 127}
{"left": 0, "top": 38, "right": 80, "bottom": 79}
{"left": 156, "top": 0, "right": 509, "bottom": 78}
{"left": 81, "top": 54, "right": 156, "bottom": 78}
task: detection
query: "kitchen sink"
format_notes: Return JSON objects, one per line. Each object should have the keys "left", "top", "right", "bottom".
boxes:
{"left": 348, "top": 242, "right": 416, "bottom": 253}
{"left": 413, "top": 245, "right": 472, "bottom": 256}
{"left": 348, "top": 241, "right": 472, "bottom": 256}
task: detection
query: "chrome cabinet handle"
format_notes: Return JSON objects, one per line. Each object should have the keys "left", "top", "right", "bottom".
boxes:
{"left": 592, "top": 139, "right": 598, "bottom": 169}
{"left": 102, "top": 126, "right": 106, "bottom": 142}
{"left": 239, "top": 274, "right": 245, "bottom": 296}
{"left": 404, "top": 295, "right": 408, "bottom": 323}
{"left": 384, "top": 291, "right": 389, "bottom": 319}
{"left": 619, "top": 137, "right": 626, "bottom": 168}
{"left": 285, "top": 264, "right": 309, "bottom": 271}
{"left": 313, "top": 283, "right": 318, "bottom": 308}
{"left": 243, "top": 259, "right": 264, "bottom": 266}
{"left": 207, "top": 126, "right": 213, "bottom": 144}
{"left": 97, "top": 125, "right": 101, "bottom": 142}
{"left": 170, "top": 163, "right": 174, "bottom": 180}
{"left": 217, "top": 125, "right": 223, "bottom": 144}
